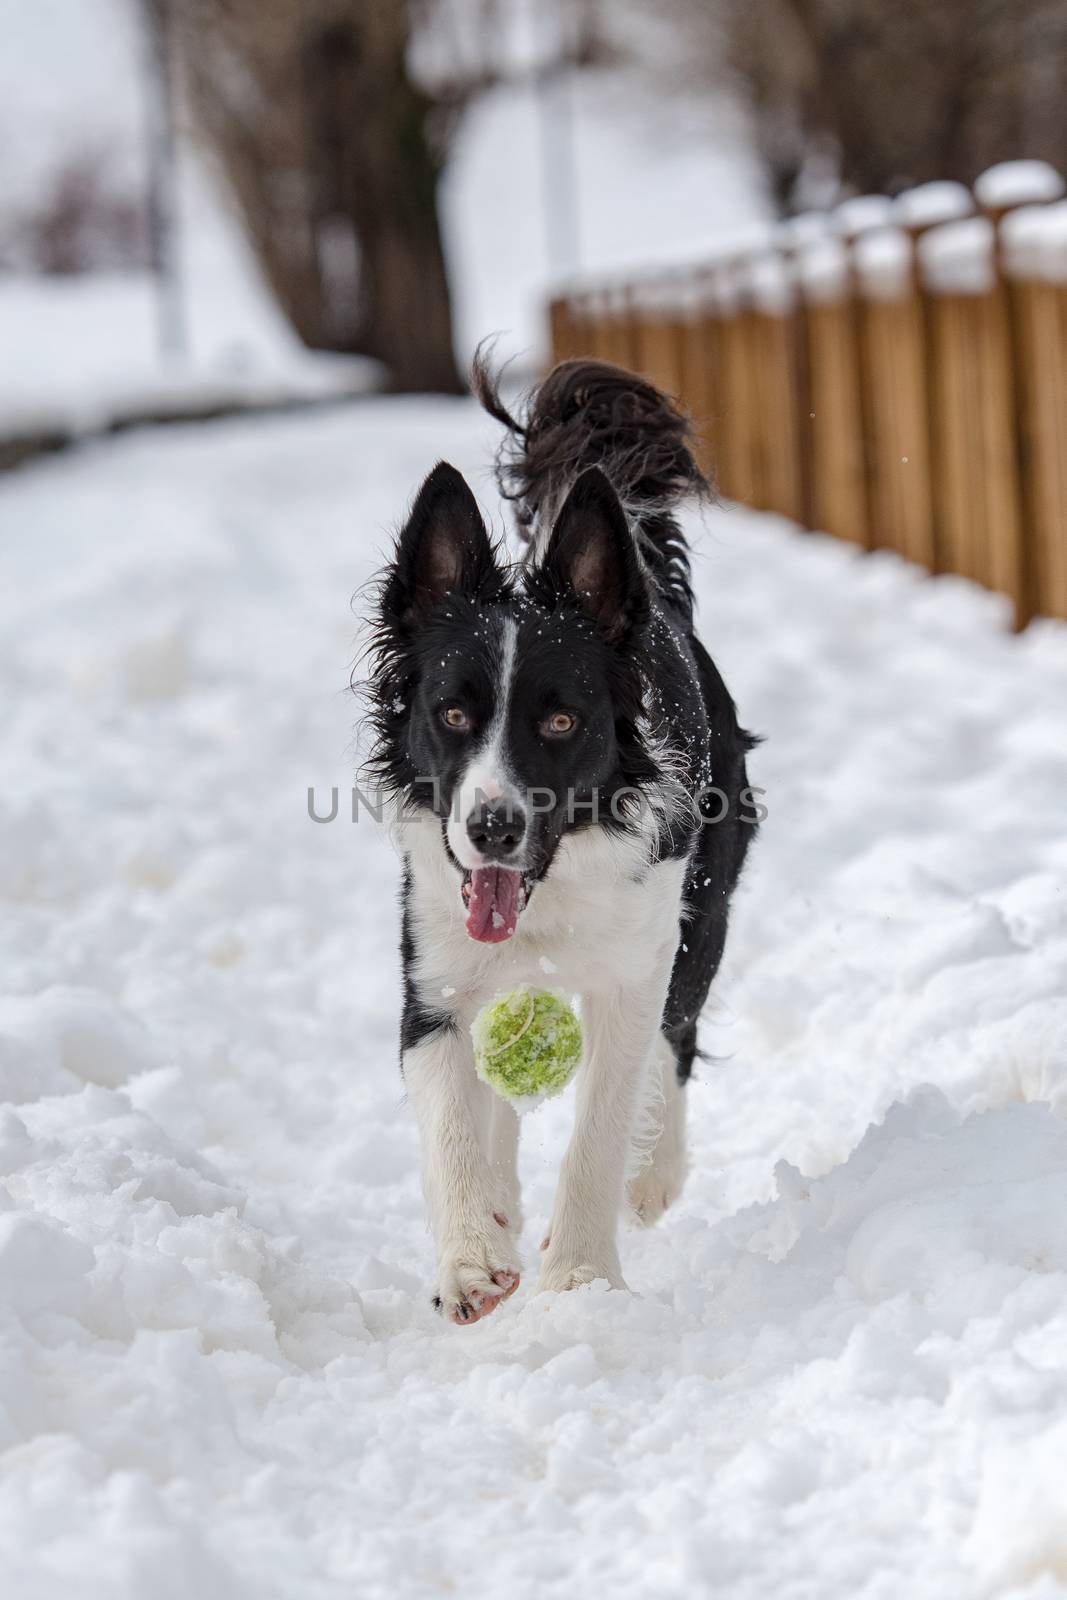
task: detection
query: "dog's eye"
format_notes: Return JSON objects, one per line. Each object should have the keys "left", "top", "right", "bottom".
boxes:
{"left": 541, "top": 710, "right": 578, "bottom": 737}
{"left": 441, "top": 705, "right": 470, "bottom": 731}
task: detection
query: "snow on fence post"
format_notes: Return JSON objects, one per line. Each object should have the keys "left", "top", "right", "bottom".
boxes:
{"left": 545, "top": 161, "right": 1067, "bottom": 625}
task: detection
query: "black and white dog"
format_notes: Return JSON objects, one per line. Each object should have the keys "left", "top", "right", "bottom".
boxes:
{"left": 368, "top": 359, "right": 757, "bottom": 1324}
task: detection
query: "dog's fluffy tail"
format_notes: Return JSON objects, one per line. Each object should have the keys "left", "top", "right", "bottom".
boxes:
{"left": 472, "top": 350, "right": 710, "bottom": 621}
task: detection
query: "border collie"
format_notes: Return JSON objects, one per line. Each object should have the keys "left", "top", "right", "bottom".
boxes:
{"left": 368, "top": 358, "right": 757, "bottom": 1324}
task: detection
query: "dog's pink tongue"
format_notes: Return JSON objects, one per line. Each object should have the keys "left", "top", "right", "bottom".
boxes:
{"left": 465, "top": 867, "right": 522, "bottom": 943}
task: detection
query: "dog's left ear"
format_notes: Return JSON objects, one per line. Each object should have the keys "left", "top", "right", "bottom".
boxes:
{"left": 540, "top": 469, "right": 647, "bottom": 642}
{"left": 385, "top": 461, "right": 498, "bottom": 630}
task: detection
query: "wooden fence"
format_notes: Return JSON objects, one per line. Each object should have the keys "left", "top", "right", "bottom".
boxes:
{"left": 547, "top": 166, "right": 1067, "bottom": 628}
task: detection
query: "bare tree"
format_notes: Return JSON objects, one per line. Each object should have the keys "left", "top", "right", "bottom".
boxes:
{"left": 172, "top": 0, "right": 602, "bottom": 392}
{"left": 652, "top": 0, "right": 1067, "bottom": 210}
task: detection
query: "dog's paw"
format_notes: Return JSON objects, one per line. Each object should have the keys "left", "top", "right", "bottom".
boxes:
{"left": 627, "top": 1055, "right": 688, "bottom": 1227}
{"left": 432, "top": 1224, "right": 521, "bottom": 1326}
{"left": 627, "top": 1154, "right": 685, "bottom": 1227}
{"left": 536, "top": 1245, "right": 626, "bottom": 1295}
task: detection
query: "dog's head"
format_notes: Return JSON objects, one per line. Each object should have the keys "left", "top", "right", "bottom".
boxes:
{"left": 368, "top": 461, "right": 660, "bottom": 942}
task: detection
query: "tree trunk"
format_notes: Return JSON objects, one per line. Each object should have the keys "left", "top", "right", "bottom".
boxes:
{"left": 176, "top": 0, "right": 464, "bottom": 394}
{"left": 304, "top": 16, "right": 463, "bottom": 392}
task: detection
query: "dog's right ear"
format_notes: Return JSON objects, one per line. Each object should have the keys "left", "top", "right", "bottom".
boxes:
{"left": 382, "top": 462, "right": 498, "bottom": 632}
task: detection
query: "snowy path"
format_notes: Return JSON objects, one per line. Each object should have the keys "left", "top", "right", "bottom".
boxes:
{"left": 2, "top": 401, "right": 1067, "bottom": 1599}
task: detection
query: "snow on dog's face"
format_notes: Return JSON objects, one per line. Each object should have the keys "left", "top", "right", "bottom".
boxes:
{"left": 370, "top": 462, "right": 657, "bottom": 943}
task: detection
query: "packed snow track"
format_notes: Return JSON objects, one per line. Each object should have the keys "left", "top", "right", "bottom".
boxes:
{"left": 2, "top": 401, "right": 1067, "bottom": 1599}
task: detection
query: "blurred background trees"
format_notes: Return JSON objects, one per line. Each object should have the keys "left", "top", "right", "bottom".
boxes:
{"left": 4, "top": 0, "right": 1067, "bottom": 397}
{"left": 170, "top": 0, "right": 600, "bottom": 392}
{"left": 661, "top": 0, "right": 1067, "bottom": 212}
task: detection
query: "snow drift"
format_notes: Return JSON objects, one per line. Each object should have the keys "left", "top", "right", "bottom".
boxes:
{"left": 1, "top": 399, "right": 1066, "bottom": 1597}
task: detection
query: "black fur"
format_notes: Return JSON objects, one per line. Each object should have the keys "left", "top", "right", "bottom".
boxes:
{"left": 472, "top": 357, "right": 757, "bottom": 1082}
{"left": 367, "top": 358, "right": 757, "bottom": 1080}
{"left": 398, "top": 864, "right": 454, "bottom": 1053}
{"left": 365, "top": 462, "right": 514, "bottom": 811}
{"left": 472, "top": 351, "right": 710, "bottom": 622}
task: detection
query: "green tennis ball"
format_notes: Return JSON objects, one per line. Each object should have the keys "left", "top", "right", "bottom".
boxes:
{"left": 471, "top": 987, "right": 582, "bottom": 1109}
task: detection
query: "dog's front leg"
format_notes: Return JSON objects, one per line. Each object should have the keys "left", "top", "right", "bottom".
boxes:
{"left": 404, "top": 1025, "right": 522, "bottom": 1325}
{"left": 538, "top": 972, "right": 672, "bottom": 1293}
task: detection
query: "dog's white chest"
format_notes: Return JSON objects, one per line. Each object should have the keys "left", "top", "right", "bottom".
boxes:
{"left": 406, "top": 816, "right": 686, "bottom": 1016}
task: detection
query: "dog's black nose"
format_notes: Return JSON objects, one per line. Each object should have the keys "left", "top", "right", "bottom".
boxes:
{"left": 466, "top": 799, "right": 526, "bottom": 860}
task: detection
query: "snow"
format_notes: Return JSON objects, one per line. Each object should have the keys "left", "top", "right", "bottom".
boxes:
{"left": 0, "top": 0, "right": 144, "bottom": 218}
{"left": 3, "top": 398, "right": 1067, "bottom": 1595}
{"left": 1001, "top": 201, "right": 1067, "bottom": 283}
{"left": 833, "top": 194, "right": 895, "bottom": 239}
{"left": 853, "top": 226, "right": 913, "bottom": 300}
{"left": 0, "top": 270, "right": 376, "bottom": 435}
{"left": 893, "top": 180, "right": 974, "bottom": 230}
{"left": 0, "top": 158, "right": 380, "bottom": 430}
{"left": 745, "top": 252, "right": 794, "bottom": 315}
{"left": 918, "top": 216, "right": 996, "bottom": 295}
{"left": 0, "top": 0, "right": 376, "bottom": 429}
{"left": 795, "top": 235, "right": 851, "bottom": 302}
{"left": 444, "top": 71, "right": 770, "bottom": 364}
{"left": 974, "top": 160, "right": 1066, "bottom": 211}
{"left": 1, "top": 0, "right": 770, "bottom": 425}
{"left": 776, "top": 211, "right": 832, "bottom": 251}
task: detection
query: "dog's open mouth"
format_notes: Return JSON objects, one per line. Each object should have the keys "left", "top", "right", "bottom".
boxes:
{"left": 460, "top": 867, "right": 533, "bottom": 944}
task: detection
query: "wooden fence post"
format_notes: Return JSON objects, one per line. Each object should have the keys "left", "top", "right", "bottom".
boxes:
{"left": 747, "top": 251, "right": 803, "bottom": 522}
{"left": 547, "top": 295, "right": 571, "bottom": 366}
{"left": 835, "top": 198, "right": 897, "bottom": 551}
{"left": 544, "top": 165, "right": 1067, "bottom": 624}
{"left": 635, "top": 276, "right": 688, "bottom": 400}
{"left": 777, "top": 215, "right": 829, "bottom": 532}
{"left": 975, "top": 162, "right": 1067, "bottom": 624}
{"left": 1000, "top": 199, "right": 1067, "bottom": 623}
{"left": 852, "top": 224, "right": 938, "bottom": 572}
{"left": 608, "top": 285, "right": 640, "bottom": 371}
{"left": 684, "top": 272, "right": 720, "bottom": 482}
{"left": 919, "top": 217, "right": 1027, "bottom": 623}
{"left": 713, "top": 259, "right": 759, "bottom": 505}
{"left": 797, "top": 236, "right": 868, "bottom": 545}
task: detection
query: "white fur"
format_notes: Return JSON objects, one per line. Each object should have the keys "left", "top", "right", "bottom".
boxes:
{"left": 403, "top": 1027, "right": 521, "bottom": 1323}
{"left": 400, "top": 805, "right": 687, "bottom": 1304}
{"left": 627, "top": 1034, "right": 689, "bottom": 1226}
{"left": 537, "top": 935, "right": 680, "bottom": 1290}
{"left": 485, "top": 1095, "right": 522, "bottom": 1232}
{"left": 444, "top": 619, "right": 524, "bottom": 871}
